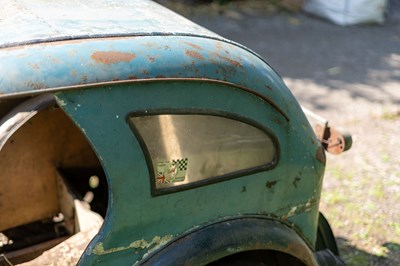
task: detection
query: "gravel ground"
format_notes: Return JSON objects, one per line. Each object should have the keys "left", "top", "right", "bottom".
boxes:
{"left": 158, "top": 1, "right": 400, "bottom": 265}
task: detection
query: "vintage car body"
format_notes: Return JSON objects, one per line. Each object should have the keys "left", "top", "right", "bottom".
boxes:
{"left": 0, "top": 1, "right": 348, "bottom": 265}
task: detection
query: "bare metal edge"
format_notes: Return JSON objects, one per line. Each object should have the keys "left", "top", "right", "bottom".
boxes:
{"left": 0, "top": 93, "right": 55, "bottom": 151}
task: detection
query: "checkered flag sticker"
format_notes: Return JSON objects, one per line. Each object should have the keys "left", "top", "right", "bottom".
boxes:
{"left": 172, "top": 158, "right": 188, "bottom": 171}
{"left": 156, "top": 158, "right": 188, "bottom": 184}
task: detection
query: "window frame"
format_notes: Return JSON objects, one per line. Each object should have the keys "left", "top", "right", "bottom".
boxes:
{"left": 127, "top": 109, "right": 280, "bottom": 196}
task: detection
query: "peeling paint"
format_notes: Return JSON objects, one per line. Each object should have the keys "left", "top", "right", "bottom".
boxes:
{"left": 92, "top": 234, "right": 173, "bottom": 255}
{"left": 286, "top": 206, "right": 298, "bottom": 218}
{"left": 57, "top": 99, "right": 67, "bottom": 107}
{"left": 281, "top": 197, "right": 318, "bottom": 220}
{"left": 91, "top": 51, "right": 136, "bottom": 65}
{"left": 227, "top": 247, "right": 243, "bottom": 253}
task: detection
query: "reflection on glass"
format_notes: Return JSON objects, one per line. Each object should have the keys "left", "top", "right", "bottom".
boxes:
{"left": 130, "top": 114, "right": 276, "bottom": 190}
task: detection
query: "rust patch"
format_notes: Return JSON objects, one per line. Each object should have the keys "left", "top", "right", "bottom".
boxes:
{"left": 185, "top": 50, "right": 203, "bottom": 60}
{"left": 156, "top": 75, "right": 166, "bottom": 78}
{"left": 128, "top": 74, "right": 137, "bottom": 79}
{"left": 241, "top": 186, "right": 247, "bottom": 192}
{"left": 81, "top": 74, "right": 88, "bottom": 83}
{"left": 91, "top": 51, "right": 136, "bottom": 64}
{"left": 183, "top": 42, "right": 202, "bottom": 50}
{"left": 147, "top": 55, "right": 156, "bottom": 62}
{"left": 266, "top": 180, "right": 278, "bottom": 189}
{"left": 285, "top": 241, "right": 308, "bottom": 256}
{"left": 214, "top": 53, "right": 242, "bottom": 68}
{"left": 315, "top": 146, "right": 326, "bottom": 164}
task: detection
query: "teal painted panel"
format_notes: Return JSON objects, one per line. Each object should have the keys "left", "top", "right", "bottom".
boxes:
{"left": 0, "top": 35, "right": 290, "bottom": 115}
{"left": 56, "top": 80, "right": 324, "bottom": 265}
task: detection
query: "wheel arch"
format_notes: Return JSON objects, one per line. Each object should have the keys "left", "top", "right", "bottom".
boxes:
{"left": 140, "top": 217, "right": 318, "bottom": 266}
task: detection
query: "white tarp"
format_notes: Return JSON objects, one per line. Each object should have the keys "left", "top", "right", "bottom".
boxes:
{"left": 303, "top": 0, "right": 388, "bottom": 26}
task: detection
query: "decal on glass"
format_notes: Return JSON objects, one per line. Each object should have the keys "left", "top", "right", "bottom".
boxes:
{"left": 156, "top": 158, "right": 188, "bottom": 184}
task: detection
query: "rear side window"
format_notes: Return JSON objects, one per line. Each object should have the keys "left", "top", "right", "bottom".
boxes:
{"left": 129, "top": 114, "right": 276, "bottom": 194}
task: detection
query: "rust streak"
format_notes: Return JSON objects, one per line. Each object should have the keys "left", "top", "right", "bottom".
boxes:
{"left": 91, "top": 51, "right": 136, "bottom": 65}
{"left": 185, "top": 50, "right": 203, "bottom": 60}
{"left": 215, "top": 53, "right": 242, "bottom": 68}
{"left": 183, "top": 42, "right": 202, "bottom": 50}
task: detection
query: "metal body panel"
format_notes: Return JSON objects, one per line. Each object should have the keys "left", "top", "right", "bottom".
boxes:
{"left": 0, "top": 36, "right": 286, "bottom": 114}
{"left": 0, "top": 0, "right": 218, "bottom": 48}
{"left": 0, "top": 1, "right": 331, "bottom": 264}
{"left": 56, "top": 80, "right": 324, "bottom": 265}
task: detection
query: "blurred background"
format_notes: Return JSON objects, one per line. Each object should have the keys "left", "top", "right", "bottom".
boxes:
{"left": 156, "top": 1, "right": 400, "bottom": 265}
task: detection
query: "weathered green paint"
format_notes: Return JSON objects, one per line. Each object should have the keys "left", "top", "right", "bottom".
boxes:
{"left": 92, "top": 234, "right": 174, "bottom": 255}
{"left": 142, "top": 217, "right": 319, "bottom": 265}
{"left": 56, "top": 79, "right": 324, "bottom": 265}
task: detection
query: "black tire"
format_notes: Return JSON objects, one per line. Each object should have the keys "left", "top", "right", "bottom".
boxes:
{"left": 316, "top": 212, "right": 340, "bottom": 256}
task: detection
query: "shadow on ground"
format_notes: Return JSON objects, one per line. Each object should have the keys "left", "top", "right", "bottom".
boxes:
{"left": 337, "top": 238, "right": 400, "bottom": 266}
{"left": 164, "top": 0, "right": 400, "bottom": 108}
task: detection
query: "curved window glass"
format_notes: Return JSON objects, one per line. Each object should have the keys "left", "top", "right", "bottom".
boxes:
{"left": 129, "top": 114, "right": 276, "bottom": 193}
